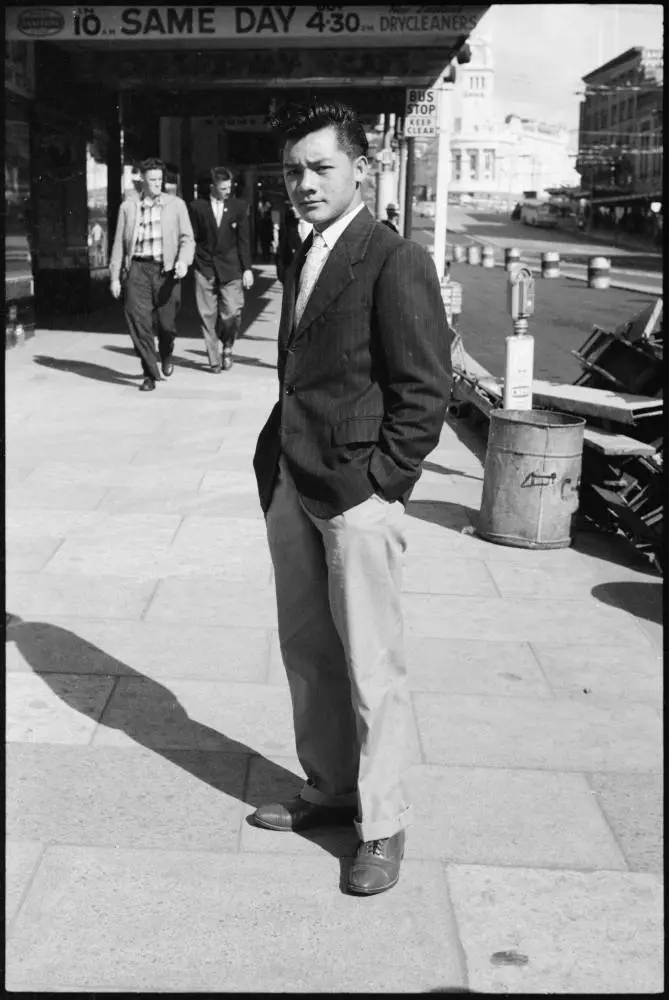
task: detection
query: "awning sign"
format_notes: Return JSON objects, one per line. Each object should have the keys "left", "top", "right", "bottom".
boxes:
{"left": 404, "top": 87, "right": 439, "bottom": 137}
{"left": 6, "top": 6, "right": 485, "bottom": 47}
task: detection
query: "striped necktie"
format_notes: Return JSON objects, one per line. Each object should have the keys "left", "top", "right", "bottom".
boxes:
{"left": 294, "top": 233, "right": 328, "bottom": 328}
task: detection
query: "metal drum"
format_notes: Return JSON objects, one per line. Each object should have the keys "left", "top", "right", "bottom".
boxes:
{"left": 478, "top": 408, "right": 586, "bottom": 549}
{"left": 587, "top": 256, "right": 611, "bottom": 289}
{"left": 452, "top": 244, "right": 466, "bottom": 263}
{"left": 481, "top": 245, "right": 495, "bottom": 268}
{"left": 504, "top": 247, "right": 521, "bottom": 271}
{"left": 466, "top": 243, "right": 481, "bottom": 265}
{"left": 541, "top": 251, "right": 560, "bottom": 278}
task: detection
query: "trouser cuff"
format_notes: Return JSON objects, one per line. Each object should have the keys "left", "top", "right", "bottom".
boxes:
{"left": 355, "top": 803, "right": 413, "bottom": 842}
{"left": 300, "top": 782, "right": 358, "bottom": 809}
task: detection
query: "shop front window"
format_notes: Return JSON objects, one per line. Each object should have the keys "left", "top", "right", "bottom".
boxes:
{"left": 86, "top": 136, "right": 109, "bottom": 274}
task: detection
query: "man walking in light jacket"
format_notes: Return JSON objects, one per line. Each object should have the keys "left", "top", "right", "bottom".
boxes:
{"left": 110, "top": 158, "right": 195, "bottom": 392}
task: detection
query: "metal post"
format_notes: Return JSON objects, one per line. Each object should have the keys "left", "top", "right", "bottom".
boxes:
{"left": 404, "top": 137, "right": 415, "bottom": 240}
{"left": 433, "top": 81, "right": 452, "bottom": 280}
{"left": 397, "top": 131, "right": 408, "bottom": 234}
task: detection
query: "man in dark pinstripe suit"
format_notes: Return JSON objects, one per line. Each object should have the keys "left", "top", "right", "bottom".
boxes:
{"left": 252, "top": 101, "right": 452, "bottom": 895}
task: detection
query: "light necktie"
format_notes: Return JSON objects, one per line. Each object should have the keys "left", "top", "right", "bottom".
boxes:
{"left": 294, "top": 232, "right": 329, "bottom": 328}
{"left": 212, "top": 199, "right": 223, "bottom": 226}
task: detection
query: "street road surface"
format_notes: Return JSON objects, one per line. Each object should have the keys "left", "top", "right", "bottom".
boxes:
{"left": 447, "top": 264, "right": 659, "bottom": 385}
{"left": 412, "top": 208, "right": 663, "bottom": 294}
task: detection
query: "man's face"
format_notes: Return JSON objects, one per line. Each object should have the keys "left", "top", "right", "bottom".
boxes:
{"left": 143, "top": 169, "right": 163, "bottom": 199}
{"left": 212, "top": 178, "right": 232, "bottom": 200}
{"left": 283, "top": 125, "right": 367, "bottom": 230}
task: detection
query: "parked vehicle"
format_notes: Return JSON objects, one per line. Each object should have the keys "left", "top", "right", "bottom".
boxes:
{"left": 520, "top": 198, "right": 560, "bottom": 228}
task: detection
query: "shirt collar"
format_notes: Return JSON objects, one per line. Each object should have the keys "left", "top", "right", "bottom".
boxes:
{"left": 317, "top": 202, "right": 365, "bottom": 250}
{"left": 142, "top": 193, "right": 163, "bottom": 208}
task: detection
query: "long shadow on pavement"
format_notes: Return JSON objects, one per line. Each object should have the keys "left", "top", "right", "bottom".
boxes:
{"left": 6, "top": 616, "right": 357, "bottom": 868}
{"left": 33, "top": 354, "right": 140, "bottom": 386}
{"left": 591, "top": 581, "right": 663, "bottom": 624}
{"left": 105, "top": 343, "right": 207, "bottom": 374}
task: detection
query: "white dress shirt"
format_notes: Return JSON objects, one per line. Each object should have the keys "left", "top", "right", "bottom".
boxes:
{"left": 211, "top": 196, "right": 224, "bottom": 226}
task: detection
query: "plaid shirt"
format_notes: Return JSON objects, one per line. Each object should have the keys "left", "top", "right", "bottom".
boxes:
{"left": 134, "top": 195, "right": 164, "bottom": 261}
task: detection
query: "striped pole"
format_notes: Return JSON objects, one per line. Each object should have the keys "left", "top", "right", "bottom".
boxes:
{"left": 587, "top": 256, "right": 611, "bottom": 289}
{"left": 504, "top": 247, "right": 521, "bottom": 271}
{"left": 466, "top": 244, "right": 481, "bottom": 265}
{"left": 481, "top": 245, "right": 495, "bottom": 268}
{"left": 541, "top": 251, "right": 560, "bottom": 278}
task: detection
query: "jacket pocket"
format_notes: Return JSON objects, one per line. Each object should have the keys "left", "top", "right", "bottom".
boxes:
{"left": 332, "top": 416, "right": 383, "bottom": 446}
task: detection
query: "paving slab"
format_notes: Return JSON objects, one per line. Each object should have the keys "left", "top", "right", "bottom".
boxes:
{"left": 446, "top": 864, "right": 664, "bottom": 994}
{"left": 413, "top": 692, "right": 661, "bottom": 772}
{"left": 587, "top": 772, "right": 663, "bottom": 874}
{"left": 408, "top": 764, "right": 626, "bottom": 870}
{"left": 5, "top": 840, "right": 45, "bottom": 923}
{"left": 146, "top": 576, "right": 278, "bottom": 627}
{"left": 5, "top": 483, "right": 109, "bottom": 511}
{"left": 403, "top": 593, "right": 651, "bottom": 646}
{"left": 6, "top": 847, "right": 467, "bottom": 993}
{"left": 5, "top": 537, "right": 64, "bottom": 573}
{"left": 532, "top": 642, "right": 662, "bottom": 704}
{"left": 6, "top": 743, "right": 249, "bottom": 853}
{"left": 21, "top": 461, "right": 206, "bottom": 490}
{"left": 96, "top": 486, "right": 263, "bottom": 517}
{"left": 7, "top": 572, "right": 157, "bottom": 620}
{"left": 92, "top": 677, "right": 298, "bottom": 756}
{"left": 402, "top": 554, "right": 498, "bottom": 596}
{"left": 6, "top": 617, "right": 273, "bottom": 684}
{"left": 6, "top": 672, "right": 115, "bottom": 745}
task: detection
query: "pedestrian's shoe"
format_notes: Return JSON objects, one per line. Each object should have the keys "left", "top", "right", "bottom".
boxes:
{"left": 346, "top": 830, "right": 406, "bottom": 896}
{"left": 139, "top": 377, "right": 157, "bottom": 392}
{"left": 211, "top": 363, "right": 223, "bottom": 374}
{"left": 161, "top": 356, "right": 174, "bottom": 377}
{"left": 252, "top": 796, "right": 358, "bottom": 832}
{"left": 222, "top": 348, "right": 233, "bottom": 371}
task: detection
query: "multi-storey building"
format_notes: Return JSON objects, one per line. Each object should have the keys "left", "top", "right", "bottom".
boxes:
{"left": 577, "top": 46, "right": 663, "bottom": 238}
{"left": 415, "top": 31, "right": 579, "bottom": 207}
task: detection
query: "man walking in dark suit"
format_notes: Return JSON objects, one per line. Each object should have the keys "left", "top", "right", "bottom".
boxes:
{"left": 110, "top": 157, "right": 195, "bottom": 392}
{"left": 189, "top": 167, "right": 254, "bottom": 372}
{"left": 252, "top": 101, "right": 452, "bottom": 895}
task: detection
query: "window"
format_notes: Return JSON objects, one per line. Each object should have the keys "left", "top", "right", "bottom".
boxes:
{"left": 483, "top": 149, "right": 495, "bottom": 178}
{"left": 453, "top": 151, "right": 462, "bottom": 181}
{"left": 468, "top": 149, "right": 478, "bottom": 178}
{"left": 611, "top": 103, "right": 618, "bottom": 125}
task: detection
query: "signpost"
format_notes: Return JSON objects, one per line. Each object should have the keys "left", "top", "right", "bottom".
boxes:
{"left": 6, "top": 5, "right": 483, "bottom": 46}
{"left": 404, "top": 87, "right": 438, "bottom": 138}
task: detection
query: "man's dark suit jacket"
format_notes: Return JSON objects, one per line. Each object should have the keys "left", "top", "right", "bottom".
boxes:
{"left": 253, "top": 205, "right": 452, "bottom": 520}
{"left": 188, "top": 196, "right": 252, "bottom": 284}
{"left": 276, "top": 209, "right": 303, "bottom": 284}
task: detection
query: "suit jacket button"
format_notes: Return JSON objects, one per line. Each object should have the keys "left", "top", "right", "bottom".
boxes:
{"left": 285, "top": 385, "right": 295, "bottom": 395}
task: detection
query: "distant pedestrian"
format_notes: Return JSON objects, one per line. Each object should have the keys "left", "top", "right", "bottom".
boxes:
{"left": 252, "top": 99, "right": 452, "bottom": 896}
{"left": 381, "top": 203, "right": 400, "bottom": 232}
{"left": 257, "top": 196, "right": 275, "bottom": 261}
{"left": 276, "top": 204, "right": 311, "bottom": 283}
{"left": 189, "top": 167, "right": 254, "bottom": 373}
{"left": 110, "top": 157, "right": 195, "bottom": 392}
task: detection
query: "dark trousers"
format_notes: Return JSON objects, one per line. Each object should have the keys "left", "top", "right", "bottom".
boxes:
{"left": 124, "top": 259, "right": 181, "bottom": 378}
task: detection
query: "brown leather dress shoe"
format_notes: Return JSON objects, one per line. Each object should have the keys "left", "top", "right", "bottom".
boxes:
{"left": 252, "top": 796, "right": 358, "bottom": 832}
{"left": 347, "top": 830, "right": 406, "bottom": 895}
{"left": 161, "top": 356, "right": 174, "bottom": 377}
{"left": 222, "top": 348, "right": 233, "bottom": 371}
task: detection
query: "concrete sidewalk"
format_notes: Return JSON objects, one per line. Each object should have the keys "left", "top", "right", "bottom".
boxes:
{"left": 5, "top": 265, "right": 663, "bottom": 993}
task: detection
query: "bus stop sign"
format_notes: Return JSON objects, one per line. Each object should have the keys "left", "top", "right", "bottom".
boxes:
{"left": 404, "top": 87, "right": 438, "bottom": 137}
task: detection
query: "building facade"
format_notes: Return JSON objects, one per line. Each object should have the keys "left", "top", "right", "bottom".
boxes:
{"left": 576, "top": 46, "right": 663, "bottom": 239}
{"left": 415, "top": 30, "right": 579, "bottom": 207}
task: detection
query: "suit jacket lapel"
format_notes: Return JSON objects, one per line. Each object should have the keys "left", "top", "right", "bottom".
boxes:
{"left": 291, "top": 206, "right": 375, "bottom": 342}
{"left": 284, "top": 235, "right": 312, "bottom": 348}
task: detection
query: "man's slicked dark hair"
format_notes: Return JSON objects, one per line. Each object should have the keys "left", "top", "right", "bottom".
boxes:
{"left": 139, "top": 157, "right": 165, "bottom": 175}
{"left": 211, "top": 166, "right": 234, "bottom": 184}
{"left": 271, "top": 100, "right": 368, "bottom": 160}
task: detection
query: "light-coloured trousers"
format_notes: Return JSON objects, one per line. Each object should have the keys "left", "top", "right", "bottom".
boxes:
{"left": 194, "top": 270, "right": 244, "bottom": 365}
{"left": 266, "top": 455, "right": 414, "bottom": 842}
